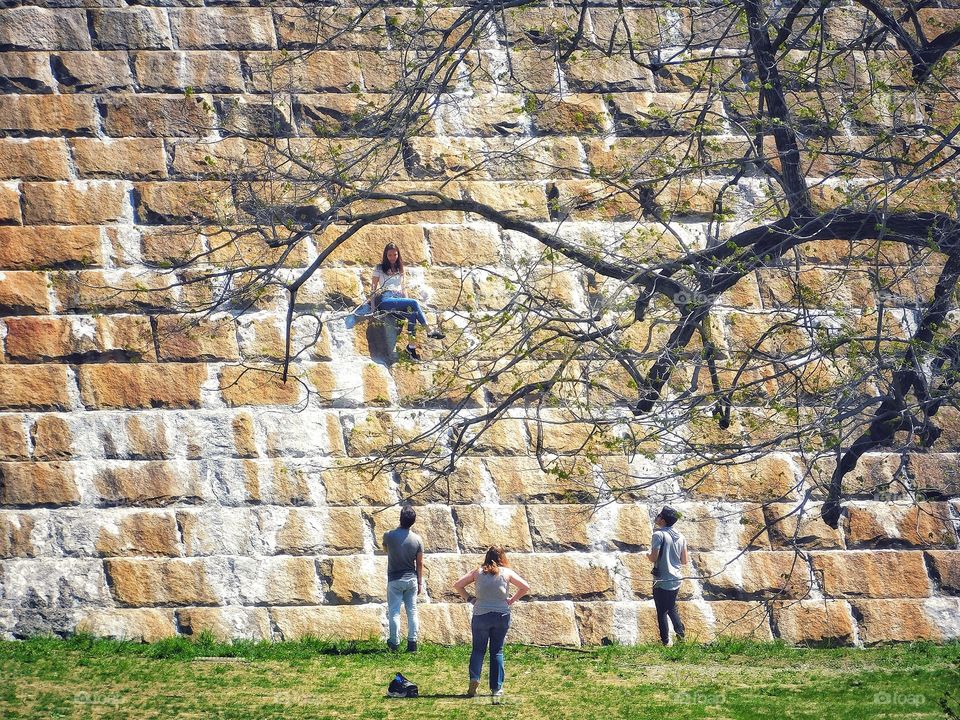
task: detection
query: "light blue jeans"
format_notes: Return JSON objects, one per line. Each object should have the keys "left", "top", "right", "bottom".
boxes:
{"left": 376, "top": 291, "right": 428, "bottom": 338}
{"left": 387, "top": 576, "right": 418, "bottom": 645}
{"left": 469, "top": 611, "right": 511, "bottom": 692}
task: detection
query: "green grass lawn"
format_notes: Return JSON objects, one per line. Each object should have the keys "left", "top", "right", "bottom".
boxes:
{"left": 1, "top": 635, "right": 958, "bottom": 719}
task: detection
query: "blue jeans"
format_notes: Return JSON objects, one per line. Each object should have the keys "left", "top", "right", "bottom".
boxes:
{"left": 387, "top": 577, "right": 418, "bottom": 645}
{"left": 376, "top": 292, "right": 428, "bottom": 338}
{"left": 469, "top": 611, "right": 511, "bottom": 691}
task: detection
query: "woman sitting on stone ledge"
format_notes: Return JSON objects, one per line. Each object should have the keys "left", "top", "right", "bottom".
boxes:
{"left": 364, "top": 242, "right": 445, "bottom": 361}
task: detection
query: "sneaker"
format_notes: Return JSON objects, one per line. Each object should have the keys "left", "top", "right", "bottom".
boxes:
{"left": 492, "top": 688, "right": 504, "bottom": 697}
{"left": 387, "top": 641, "right": 399, "bottom": 652}
{"left": 466, "top": 680, "right": 479, "bottom": 698}
{"left": 406, "top": 640, "right": 418, "bottom": 653}
{"left": 491, "top": 688, "right": 504, "bottom": 704}
{"left": 427, "top": 329, "right": 446, "bottom": 340}
{"left": 406, "top": 345, "right": 422, "bottom": 361}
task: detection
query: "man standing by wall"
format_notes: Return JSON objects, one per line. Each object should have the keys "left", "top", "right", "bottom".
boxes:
{"left": 383, "top": 505, "right": 424, "bottom": 652}
{"left": 648, "top": 506, "right": 688, "bottom": 645}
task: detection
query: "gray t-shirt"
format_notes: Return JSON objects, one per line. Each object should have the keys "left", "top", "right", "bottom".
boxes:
{"left": 383, "top": 528, "right": 423, "bottom": 582}
{"left": 474, "top": 568, "right": 511, "bottom": 616}
{"left": 651, "top": 527, "right": 686, "bottom": 591}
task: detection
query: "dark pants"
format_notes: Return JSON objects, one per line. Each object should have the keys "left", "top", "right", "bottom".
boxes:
{"left": 653, "top": 586, "right": 685, "bottom": 645}
{"left": 469, "top": 612, "right": 510, "bottom": 691}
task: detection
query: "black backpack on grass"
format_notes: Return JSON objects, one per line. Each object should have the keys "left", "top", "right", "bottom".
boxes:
{"left": 387, "top": 672, "right": 419, "bottom": 698}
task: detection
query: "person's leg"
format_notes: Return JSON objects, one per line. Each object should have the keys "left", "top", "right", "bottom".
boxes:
{"left": 652, "top": 586, "right": 671, "bottom": 645}
{"left": 468, "top": 614, "right": 491, "bottom": 689}
{"left": 487, "top": 613, "right": 511, "bottom": 692}
{"left": 402, "top": 578, "right": 419, "bottom": 647}
{"left": 665, "top": 589, "right": 684, "bottom": 639}
{"left": 376, "top": 296, "right": 421, "bottom": 337}
{"left": 386, "top": 580, "right": 402, "bottom": 649}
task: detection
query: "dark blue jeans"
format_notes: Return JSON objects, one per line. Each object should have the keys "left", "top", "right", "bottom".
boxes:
{"left": 653, "top": 586, "right": 685, "bottom": 645}
{"left": 469, "top": 611, "right": 511, "bottom": 691}
{"left": 376, "top": 292, "right": 428, "bottom": 338}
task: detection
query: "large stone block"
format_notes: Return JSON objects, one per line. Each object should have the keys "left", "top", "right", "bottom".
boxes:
{"left": 925, "top": 550, "right": 960, "bottom": 593}
{"left": 526, "top": 504, "right": 594, "bottom": 550}
{"left": 271, "top": 606, "right": 384, "bottom": 641}
{"left": 684, "top": 600, "right": 775, "bottom": 641}
{"left": 102, "top": 95, "right": 216, "bottom": 138}
{"left": 681, "top": 455, "right": 799, "bottom": 502}
{"left": 396, "top": 461, "right": 487, "bottom": 505}
{"left": 93, "top": 461, "right": 204, "bottom": 507}
{"left": 764, "top": 502, "right": 845, "bottom": 549}
{"left": 812, "top": 551, "right": 931, "bottom": 598}
{"left": 0, "top": 365, "right": 70, "bottom": 411}
{"left": 509, "top": 554, "right": 614, "bottom": 600}
{"left": 220, "top": 365, "right": 303, "bottom": 407}
{"left": 422, "top": 554, "right": 483, "bottom": 601}
{"left": 0, "top": 95, "right": 97, "bottom": 135}
{"left": 532, "top": 94, "right": 608, "bottom": 135}
{"left": 135, "top": 181, "right": 233, "bottom": 224}
{"left": 273, "top": 7, "right": 388, "bottom": 50}
{"left": 133, "top": 51, "right": 246, "bottom": 93}
{"left": 78, "top": 364, "right": 205, "bottom": 410}
{"left": 76, "top": 609, "right": 176, "bottom": 643}
{"left": 22, "top": 181, "right": 127, "bottom": 225}
{"left": 851, "top": 599, "right": 942, "bottom": 643}
{"left": 0, "top": 53, "right": 55, "bottom": 94}
{"left": 91, "top": 7, "right": 173, "bottom": 50}
{"left": 0, "top": 417, "right": 28, "bottom": 461}
{"left": 246, "top": 50, "right": 362, "bottom": 93}
{"left": 234, "top": 556, "right": 323, "bottom": 605}
{"left": 321, "top": 225, "right": 428, "bottom": 266}
{"left": 845, "top": 502, "right": 956, "bottom": 548}
{"left": 326, "top": 555, "right": 388, "bottom": 603}
{"left": 71, "top": 139, "right": 167, "bottom": 180}
{"left": 321, "top": 462, "right": 396, "bottom": 506}
{"left": 0, "top": 512, "right": 36, "bottom": 557}
{"left": 156, "top": 314, "right": 240, "bottom": 362}
{"left": 275, "top": 507, "right": 366, "bottom": 555}
{"left": 509, "top": 601, "right": 580, "bottom": 646}
{"left": 94, "top": 510, "right": 180, "bottom": 557}
{"left": 416, "top": 602, "right": 472, "bottom": 644}
{"left": 772, "top": 600, "right": 855, "bottom": 645}
{"left": 53, "top": 269, "right": 175, "bottom": 314}
{"left": 170, "top": 8, "right": 277, "bottom": 50}
{"left": 0, "top": 272, "right": 50, "bottom": 315}
{"left": 2, "top": 558, "right": 110, "bottom": 607}
{"left": 485, "top": 456, "right": 597, "bottom": 504}
{"left": 30, "top": 415, "right": 73, "bottom": 460}
{"left": 695, "top": 551, "right": 812, "bottom": 600}
{"left": 0, "top": 139, "right": 70, "bottom": 181}
{"left": 461, "top": 181, "right": 549, "bottom": 221}
{"left": 0, "top": 226, "right": 102, "bottom": 270}
{"left": 53, "top": 52, "right": 134, "bottom": 93}
{"left": 177, "top": 507, "right": 264, "bottom": 557}
{"left": 176, "top": 607, "right": 271, "bottom": 641}
{"left": 909, "top": 454, "right": 960, "bottom": 497}
{"left": 0, "top": 7, "right": 91, "bottom": 50}
{"left": 454, "top": 505, "right": 534, "bottom": 552}
{"left": 105, "top": 557, "right": 225, "bottom": 606}
{"left": 370, "top": 505, "right": 458, "bottom": 553}
{"left": 564, "top": 52, "right": 655, "bottom": 92}
{"left": 0, "top": 461, "right": 78, "bottom": 507}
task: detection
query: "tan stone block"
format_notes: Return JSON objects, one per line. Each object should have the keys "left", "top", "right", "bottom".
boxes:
{"left": 620, "top": 553, "right": 695, "bottom": 600}
{"left": 0, "top": 417, "right": 28, "bottom": 461}
{"left": 370, "top": 505, "right": 458, "bottom": 553}
{"left": 0, "top": 6, "right": 90, "bottom": 50}
{"left": 95, "top": 510, "right": 180, "bottom": 557}
{"left": 238, "top": 556, "right": 323, "bottom": 605}
{"left": 461, "top": 181, "right": 549, "bottom": 221}
{"left": 682, "top": 455, "right": 799, "bottom": 502}
{"left": 527, "top": 505, "right": 592, "bottom": 550}
{"left": 71, "top": 139, "right": 167, "bottom": 180}
{"left": 231, "top": 412, "right": 258, "bottom": 458}
{"left": 0, "top": 271, "right": 49, "bottom": 315}
{"left": 509, "top": 601, "right": 580, "bottom": 646}
{"left": 427, "top": 225, "right": 501, "bottom": 265}
{"left": 274, "top": 7, "right": 387, "bottom": 50}
{"left": 552, "top": 180, "right": 644, "bottom": 221}
{"left": 220, "top": 365, "right": 302, "bottom": 407}
{"left": 346, "top": 411, "right": 433, "bottom": 456}
{"left": 0, "top": 95, "right": 96, "bottom": 135}
{"left": 812, "top": 551, "right": 931, "bottom": 598}
{"left": 396, "top": 460, "right": 486, "bottom": 505}
{"left": 0, "top": 139, "right": 70, "bottom": 181}
{"left": 124, "top": 415, "right": 170, "bottom": 460}
{"left": 806, "top": 453, "right": 906, "bottom": 499}
{"left": 271, "top": 606, "right": 384, "bottom": 641}
{"left": 404, "top": 136, "right": 489, "bottom": 180}
{"left": 4, "top": 316, "right": 90, "bottom": 362}
{"left": 95, "top": 316, "right": 156, "bottom": 361}
{"left": 0, "top": 512, "right": 36, "bottom": 557}
{"left": 53, "top": 51, "right": 134, "bottom": 93}
{"left": 772, "top": 600, "right": 855, "bottom": 645}
{"left": 0, "top": 52, "right": 55, "bottom": 93}
{"left": 509, "top": 554, "right": 613, "bottom": 600}
{"left": 93, "top": 461, "right": 204, "bottom": 507}
{"left": 454, "top": 505, "right": 533, "bottom": 552}
{"left": 764, "top": 502, "right": 845, "bottom": 550}
{"left": 908, "top": 454, "right": 960, "bottom": 496}
{"left": 140, "top": 227, "right": 205, "bottom": 267}
{"left": 177, "top": 607, "right": 271, "bottom": 641}
{"left": 852, "top": 599, "right": 941, "bottom": 643}
{"left": 205, "top": 229, "right": 308, "bottom": 269}
{"left": 78, "top": 364, "right": 204, "bottom": 410}
{"left": 321, "top": 462, "right": 395, "bottom": 506}
{"left": 275, "top": 507, "right": 366, "bottom": 555}
{"left": 689, "top": 600, "right": 774, "bottom": 641}
{"left": 326, "top": 555, "right": 388, "bottom": 603}
{"left": 321, "top": 225, "right": 428, "bottom": 266}
{"left": 156, "top": 314, "right": 239, "bottom": 362}
{"left": 0, "top": 183, "right": 20, "bottom": 225}
{"left": 464, "top": 419, "right": 530, "bottom": 455}
{"left": 417, "top": 603, "right": 472, "bottom": 644}
{"left": 133, "top": 51, "right": 245, "bottom": 92}
{"left": 235, "top": 316, "right": 286, "bottom": 362}
{"left": 170, "top": 8, "right": 276, "bottom": 50}
{"left": 564, "top": 51, "right": 655, "bottom": 92}
{"left": 76, "top": 609, "right": 176, "bottom": 643}
{"left": 422, "top": 268, "right": 477, "bottom": 312}
{"left": 695, "top": 551, "right": 812, "bottom": 600}
{"left": 391, "top": 362, "right": 482, "bottom": 409}
{"left": 532, "top": 94, "right": 607, "bottom": 135}
{"left": 30, "top": 415, "right": 72, "bottom": 460}
{"left": 485, "top": 456, "right": 597, "bottom": 504}
{"left": 0, "top": 365, "right": 70, "bottom": 413}
{"left": 105, "top": 557, "right": 222, "bottom": 606}
{"left": 246, "top": 50, "right": 362, "bottom": 93}
{"left": 91, "top": 7, "right": 173, "bottom": 50}
{"left": 845, "top": 502, "right": 956, "bottom": 549}
{"left": 927, "top": 551, "right": 960, "bottom": 593}
{"left": 135, "top": 181, "right": 232, "bottom": 224}
{"left": 422, "top": 554, "right": 483, "bottom": 601}
{"left": 102, "top": 95, "right": 215, "bottom": 138}
{"left": 0, "top": 226, "right": 102, "bottom": 270}
{"left": 360, "top": 362, "right": 391, "bottom": 406}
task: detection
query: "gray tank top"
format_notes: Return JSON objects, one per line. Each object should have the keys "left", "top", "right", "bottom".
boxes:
{"left": 474, "top": 569, "right": 510, "bottom": 615}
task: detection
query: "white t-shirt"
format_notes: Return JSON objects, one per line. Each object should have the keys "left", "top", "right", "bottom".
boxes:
{"left": 373, "top": 266, "right": 403, "bottom": 294}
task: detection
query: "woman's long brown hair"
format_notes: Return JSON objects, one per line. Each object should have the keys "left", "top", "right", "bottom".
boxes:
{"left": 380, "top": 242, "right": 403, "bottom": 274}
{"left": 481, "top": 546, "right": 508, "bottom": 575}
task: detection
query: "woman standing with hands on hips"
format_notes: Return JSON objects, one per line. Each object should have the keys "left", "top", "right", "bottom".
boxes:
{"left": 454, "top": 546, "right": 530, "bottom": 698}
{"left": 369, "top": 242, "right": 444, "bottom": 361}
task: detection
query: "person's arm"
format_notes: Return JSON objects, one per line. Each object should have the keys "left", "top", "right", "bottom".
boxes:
{"left": 647, "top": 530, "right": 662, "bottom": 564}
{"left": 453, "top": 568, "right": 479, "bottom": 602}
{"left": 416, "top": 547, "right": 424, "bottom": 594}
{"left": 680, "top": 539, "right": 688, "bottom": 565}
{"left": 370, "top": 268, "right": 380, "bottom": 297}
{"left": 506, "top": 570, "right": 529, "bottom": 606}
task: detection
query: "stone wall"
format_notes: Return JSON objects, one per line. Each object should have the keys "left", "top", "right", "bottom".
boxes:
{"left": 1, "top": 0, "right": 959, "bottom": 646}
